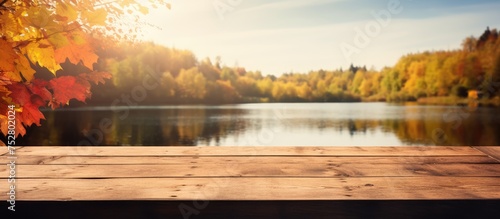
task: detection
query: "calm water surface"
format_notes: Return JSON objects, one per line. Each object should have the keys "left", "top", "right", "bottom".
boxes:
{"left": 16, "top": 102, "right": 500, "bottom": 146}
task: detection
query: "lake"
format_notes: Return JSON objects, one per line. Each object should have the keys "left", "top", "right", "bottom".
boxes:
{"left": 15, "top": 102, "right": 500, "bottom": 146}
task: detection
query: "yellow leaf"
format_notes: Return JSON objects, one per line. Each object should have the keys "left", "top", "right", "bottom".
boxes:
{"left": 43, "top": 20, "right": 64, "bottom": 34}
{"left": 56, "top": 2, "right": 78, "bottom": 20}
{"left": 24, "top": 7, "right": 53, "bottom": 29}
{"left": 0, "top": 13, "right": 18, "bottom": 38}
{"left": 139, "top": 5, "right": 149, "bottom": 15}
{"left": 83, "top": 8, "right": 107, "bottom": 26}
{"left": 2, "top": 71, "right": 23, "bottom": 83}
{"left": 25, "top": 40, "right": 61, "bottom": 74}
{"left": 15, "top": 55, "right": 36, "bottom": 82}
{"left": 48, "top": 32, "right": 70, "bottom": 48}
{"left": 71, "top": 31, "right": 87, "bottom": 45}
{"left": 0, "top": 39, "right": 16, "bottom": 73}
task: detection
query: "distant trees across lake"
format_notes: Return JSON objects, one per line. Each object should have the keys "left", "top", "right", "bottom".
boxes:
{"left": 70, "top": 27, "right": 500, "bottom": 106}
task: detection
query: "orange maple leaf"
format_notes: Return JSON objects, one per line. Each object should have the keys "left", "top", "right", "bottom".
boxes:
{"left": 19, "top": 100, "right": 45, "bottom": 127}
{"left": 49, "top": 76, "right": 91, "bottom": 107}
{"left": 0, "top": 75, "right": 12, "bottom": 86}
{"left": 2, "top": 82, "right": 44, "bottom": 136}
{"left": 79, "top": 71, "right": 112, "bottom": 85}
{"left": 28, "top": 79, "right": 52, "bottom": 102}
{"left": 54, "top": 40, "right": 98, "bottom": 70}
{"left": 0, "top": 115, "right": 26, "bottom": 137}
{"left": 0, "top": 39, "right": 16, "bottom": 73}
{"left": 6, "top": 83, "right": 31, "bottom": 105}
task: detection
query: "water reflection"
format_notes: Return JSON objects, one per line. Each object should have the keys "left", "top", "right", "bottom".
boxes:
{"left": 14, "top": 103, "right": 500, "bottom": 146}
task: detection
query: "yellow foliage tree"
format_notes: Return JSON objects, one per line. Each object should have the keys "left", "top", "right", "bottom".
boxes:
{"left": 175, "top": 67, "right": 207, "bottom": 100}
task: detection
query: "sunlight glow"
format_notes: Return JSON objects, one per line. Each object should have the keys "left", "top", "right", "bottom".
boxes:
{"left": 137, "top": 0, "right": 500, "bottom": 75}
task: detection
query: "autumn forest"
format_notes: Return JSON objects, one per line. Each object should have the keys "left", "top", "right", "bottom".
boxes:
{"left": 74, "top": 27, "right": 500, "bottom": 106}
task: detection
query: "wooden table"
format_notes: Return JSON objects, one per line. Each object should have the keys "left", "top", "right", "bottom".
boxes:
{"left": 2, "top": 146, "right": 499, "bottom": 201}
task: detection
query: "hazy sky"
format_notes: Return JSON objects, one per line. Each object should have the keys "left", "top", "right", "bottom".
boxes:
{"left": 140, "top": 0, "right": 500, "bottom": 75}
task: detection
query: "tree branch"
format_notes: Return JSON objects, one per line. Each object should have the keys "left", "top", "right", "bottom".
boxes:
{"left": 0, "top": 0, "right": 8, "bottom": 7}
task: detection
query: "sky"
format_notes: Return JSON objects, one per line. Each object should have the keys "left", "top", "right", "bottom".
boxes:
{"left": 139, "top": 0, "right": 500, "bottom": 75}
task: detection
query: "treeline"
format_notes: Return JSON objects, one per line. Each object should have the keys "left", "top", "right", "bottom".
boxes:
{"left": 90, "top": 42, "right": 364, "bottom": 104}
{"left": 380, "top": 27, "right": 500, "bottom": 102}
{"left": 86, "top": 27, "right": 500, "bottom": 105}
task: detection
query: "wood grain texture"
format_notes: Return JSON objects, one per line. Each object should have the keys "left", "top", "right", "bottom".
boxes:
{"left": 473, "top": 146, "right": 500, "bottom": 161}
{"left": 14, "top": 155, "right": 497, "bottom": 165}
{"left": 13, "top": 146, "right": 484, "bottom": 156}
{"left": 0, "top": 146, "right": 9, "bottom": 156}
{"left": 2, "top": 163, "right": 499, "bottom": 178}
{"left": 0, "top": 146, "right": 23, "bottom": 156}
{"left": 1, "top": 146, "right": 499, "bottom": 201}
{"left": 1, "top": 177, "right": 499, "bottom": 200}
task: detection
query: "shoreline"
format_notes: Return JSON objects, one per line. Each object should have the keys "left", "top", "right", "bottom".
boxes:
{"left": 415, "top": 96, "right": 500, "bottom": 107}
{"left": 50, "top": 96, "right": 500, "bottom": 109}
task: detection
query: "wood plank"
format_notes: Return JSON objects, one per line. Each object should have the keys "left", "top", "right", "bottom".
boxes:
{"left": 0, "top": 146, "right": 8, "bottom": 156}
{"left": 0, "top": 146, "right": 23, "bottom": 156}
{"left": 2, "top": 163, "right": 499, "bottom": 178}
{"left": 13, "top": 146, "right": 484, "bottom": 156}
{"left": 473, "top": 147, "right": 500, "bottom": 162}
{"left": 15, "top": 155, "right": 498, "bottom": 165}
{"left": 2, "top": 177, "right": 499, "bottom": 200}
